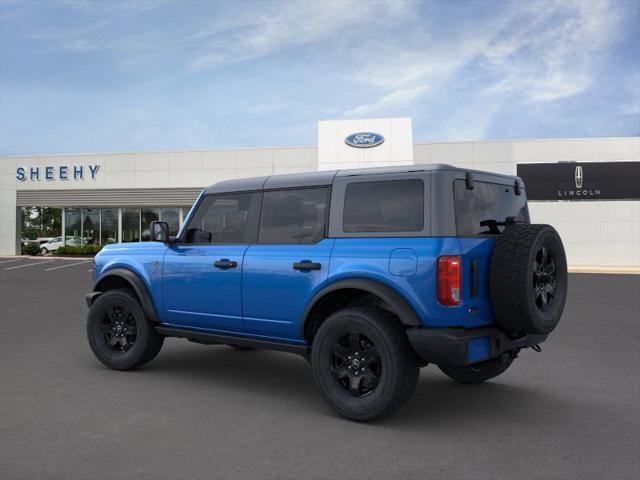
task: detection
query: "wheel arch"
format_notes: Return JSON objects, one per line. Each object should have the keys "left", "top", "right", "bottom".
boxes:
{"left": 92, "top": 268, "right": 160, "bottom": 323}
{"left": 301, "top": 278, "right": 422, "bottom": 344}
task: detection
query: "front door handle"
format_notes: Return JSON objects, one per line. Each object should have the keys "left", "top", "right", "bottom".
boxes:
{"left": 214, "top": 259, "right": 237, "bottom": 269}
{"left": 293, "top": 261, "right": 321, "bottom": 271}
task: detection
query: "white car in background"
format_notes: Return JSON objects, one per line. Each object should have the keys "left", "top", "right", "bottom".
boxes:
{"left": 40, "top": 236, "right": 81, "bottom": 255}
{"left": 40, "top": 237, "right": 64, "bottom": 254}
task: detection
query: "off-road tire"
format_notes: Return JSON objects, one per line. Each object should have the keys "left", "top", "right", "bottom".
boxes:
{"left": 311, "top": 307, "right": 419, "bottom": 422}
{"left": 87, "top": 289, "right": 164, "bottom": 370}
{"left": 439, "top": 354, "right": 515, "bottom": 384}
{"left": 489, "top": 224, "right": 567, "bottom": 336}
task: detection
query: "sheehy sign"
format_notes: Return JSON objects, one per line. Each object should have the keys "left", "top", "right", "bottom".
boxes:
{"left": 16, "top": 164, "right": 100, "bottom": 182}
{"left": 516, "top": 161, "right": 640, "bottom": 201}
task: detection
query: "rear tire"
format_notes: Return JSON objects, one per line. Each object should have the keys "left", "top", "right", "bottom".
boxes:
{"left": 311, "top": 307, "right": 419, "bottom": 422}
{"left": 439, "top": 354, "right": 514, "bottom": 384}
{"left": 87, "top": 289, "right": 164, "bottom": 370}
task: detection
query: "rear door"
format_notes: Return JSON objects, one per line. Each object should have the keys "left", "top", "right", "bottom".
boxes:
{"left": 242, "top": 187, "right": 333, "bottom": 341}
{"left": 162, "top": 192, "right": 260, "bottom": 332}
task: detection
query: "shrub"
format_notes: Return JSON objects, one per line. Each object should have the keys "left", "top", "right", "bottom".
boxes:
{"left": 22, "top": 243, "right": 41, "bottom": 256}
{"left": 56, "top": 244, "right": 103, "bottom": 256}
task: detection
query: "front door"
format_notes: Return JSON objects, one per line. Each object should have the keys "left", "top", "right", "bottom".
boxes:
{"left": 162, "top": 192, "right": 260, "bottom": 333}
{"left": 242, "top": 187, "right": 332, "bottom": 341}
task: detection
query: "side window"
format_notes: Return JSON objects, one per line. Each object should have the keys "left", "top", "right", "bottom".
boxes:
{"left": 259, "top": 188, "right": 329, "bottom": 244}
{"left": 343, "top": 179, "right": 424, "bottom": 233}
{"left": 183, "top": 192, "right": 259, "bottom": 244}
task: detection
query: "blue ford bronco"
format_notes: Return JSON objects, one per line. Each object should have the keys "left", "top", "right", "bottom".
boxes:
{"left": 86, "top": 165, "right": 567, "bottom": 421}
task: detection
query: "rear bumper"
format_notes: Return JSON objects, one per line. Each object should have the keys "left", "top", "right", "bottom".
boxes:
{"left": 406, "top": 326, "right": 547, "bottom": 367}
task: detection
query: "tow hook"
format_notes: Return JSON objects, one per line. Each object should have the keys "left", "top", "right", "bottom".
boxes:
{"left": 531, "top": 344, "right": 542, "bottom": 353}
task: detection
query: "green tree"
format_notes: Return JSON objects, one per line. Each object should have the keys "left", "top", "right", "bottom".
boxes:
{"left": 21, "top": 207, "right": 62, "bottom": 239}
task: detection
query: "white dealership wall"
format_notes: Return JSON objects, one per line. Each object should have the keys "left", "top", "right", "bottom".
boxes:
{"left": 0, "top": 118, "right": 638, "bottom": 270}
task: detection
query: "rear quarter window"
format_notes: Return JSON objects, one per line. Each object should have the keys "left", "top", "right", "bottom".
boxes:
{"left": 343, "top": 179, "right": 424, "bottom": 233}
{"left": 454, "top": 179, "right": 529, "bottom": 235}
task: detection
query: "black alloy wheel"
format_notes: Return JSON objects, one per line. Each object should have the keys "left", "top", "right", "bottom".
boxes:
{"left": 100, "top": 305, "right": 137, "bottom": 352}
{"left": 331, "top": 332, "right": 382, "bottom": 397}
{"left": 311, "top": 307, "right": 419, "bottom": 422}
{"left": 87, "top": 289, "right": 164, "bottom": 370}
{"left": 532, "top": 246, "right": 556, "bottom": 312}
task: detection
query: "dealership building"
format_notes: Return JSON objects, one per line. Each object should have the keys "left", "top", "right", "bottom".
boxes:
{"left": 1, "top": 118, "right": 638, "bottom": 270}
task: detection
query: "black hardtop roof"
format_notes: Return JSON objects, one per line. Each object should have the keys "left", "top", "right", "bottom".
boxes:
{"left": 204, "top": 163, "right": 519, "bottom": 194}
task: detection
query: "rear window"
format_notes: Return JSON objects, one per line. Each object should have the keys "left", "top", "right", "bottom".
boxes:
{"left": 343, "top": 179, "right": 424, "bottom": 233}
{"left": 454, "top": 180, "right": 529, "bottom": 235}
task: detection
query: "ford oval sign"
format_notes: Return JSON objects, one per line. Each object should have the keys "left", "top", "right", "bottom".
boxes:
{"left": 345, "top": 132, "right": 385, "bottom": 148}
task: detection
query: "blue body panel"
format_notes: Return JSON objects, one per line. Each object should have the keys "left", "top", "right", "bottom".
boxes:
{"left": 92, "top": 236, "right": 498, "bottom": 345}
{"left": 161, "top": 244, "right": 248, "bottom": 331}
{"left": 242, "top": 239, "right": 335, "bottom": 342}
{"left": 93, "top": 242, "right": 167, "bottom": 318}
{"left": 328, "top": 238, "right": 495, "bottom": 329}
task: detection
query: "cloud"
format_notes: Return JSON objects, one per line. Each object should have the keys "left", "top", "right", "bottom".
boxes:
{"left": 342, "top": 0, "right": 625, "bottom": 131}
{"left": 344, "top": 85, "right": 429, "bottom": 118}
{"left": 189, "top": 1, "right": 413, "bottom": 71}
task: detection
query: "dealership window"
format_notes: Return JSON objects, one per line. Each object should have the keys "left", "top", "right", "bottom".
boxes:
{"left": 259, "top": 188, "right": 329, "bottom": 244}
{"left": 160, "top": 208, "right": 181, "bottom": 236}
{"left": 141, "top": 208, "right": 160, "bottom": 241}
{"left": 121, "top": 208, "right": 140, "bottom": 243}
{"left": 100, "top": 209, "right": 118, "bottom": 244}
{"left": 343, "top": 180, "right": 424, "bottom": 233}
{"left": 82, "top": 208, "right": 100, "bottom": 245}
{"left": 185, "top": 193, "right": 259, "bottom": 244}
{"left": 64, "top": 208, "right": 82, "bottom": 245}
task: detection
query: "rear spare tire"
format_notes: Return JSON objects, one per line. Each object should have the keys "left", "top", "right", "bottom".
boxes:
{"left": 489, "top": 224, "right": 567, "bottom": 336}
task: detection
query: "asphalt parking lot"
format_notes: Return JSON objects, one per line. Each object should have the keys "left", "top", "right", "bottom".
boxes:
{"left": 0, "top": 257, "right": 638, "bottom": 480}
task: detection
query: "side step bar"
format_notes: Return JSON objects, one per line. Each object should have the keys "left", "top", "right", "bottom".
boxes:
{"left": 156, "top": 326, "right": 310, "bottom": 358}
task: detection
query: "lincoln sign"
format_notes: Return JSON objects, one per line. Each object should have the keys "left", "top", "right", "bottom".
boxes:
{"left": 516, "top": 161, "right": 640, "bottom": 201}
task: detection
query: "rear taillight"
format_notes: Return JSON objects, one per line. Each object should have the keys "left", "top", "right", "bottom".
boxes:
{"left": 438, "top": 256, "right": 461, "bottom": 306}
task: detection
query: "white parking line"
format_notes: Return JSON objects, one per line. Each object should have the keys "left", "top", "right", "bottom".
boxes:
{"left": 5, "top": 260, "right": 56, "bottom": 270}
{"left": 0, "top": 258, "right": 24, "bottom": 265}
{"left": 45, "top": 260, "right": 91, "bottom": 271}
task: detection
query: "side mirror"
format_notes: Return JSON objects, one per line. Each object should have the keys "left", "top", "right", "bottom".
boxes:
{"left": 150, "top": 221, "right": 170, "bottom": 242}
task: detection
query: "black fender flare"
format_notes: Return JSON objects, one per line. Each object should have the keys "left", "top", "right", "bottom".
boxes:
{"left": 91, "top": 268, "right": 160, "bottom": 323}
{"left": 301, "top": 278, "right": 423, "bottom": 338}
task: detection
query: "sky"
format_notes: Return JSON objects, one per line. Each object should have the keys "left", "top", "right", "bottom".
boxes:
{"left": 0, "top": 0, "right": 639, "bottom": 155}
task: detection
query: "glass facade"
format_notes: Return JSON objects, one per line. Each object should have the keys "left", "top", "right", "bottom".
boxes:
{"left": 82, "top": 208, "right": 101, "bottom": 245}
{"left": 57, "top": 206, "right": 187, "bottom": 246}
{"left": 141, "top": 208, "right": 159, "bottom": 241}
{"left": 160, "top": 208, "right": 181, "bottom": 236}
{"left": 64, "top": 208, "right": 82, "bottom": 246}
{"left": 101, "top": 209, "right": 118, "bottom": 244}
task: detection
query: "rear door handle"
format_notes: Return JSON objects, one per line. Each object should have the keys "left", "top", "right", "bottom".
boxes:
{"left": 214, "top": 259, "right": 237, "bottom": 269}
{"left": 293, "top": 261, "right": 321, "bottom": 271}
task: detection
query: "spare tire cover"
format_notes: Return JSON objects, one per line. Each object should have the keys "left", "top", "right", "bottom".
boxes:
{"left": 489, "top": 224, "right": 567, "bottom": 336}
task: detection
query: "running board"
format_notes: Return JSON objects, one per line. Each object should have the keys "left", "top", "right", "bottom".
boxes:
{"left": 156, "top": 326, "right": 309, "bottom": 357}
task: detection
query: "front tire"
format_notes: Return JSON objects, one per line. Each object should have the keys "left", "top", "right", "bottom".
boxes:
{"left": 311, "top": 307, "right": 419, "bottom": 422}
{"left": 438, "top": 354, "right": 514, "bottom": 384}
{"left": 87, "top": 289, "right": 164, "bottom": 370}
{"left": 40, "top": 248, "right": 48, "bottom": 255}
